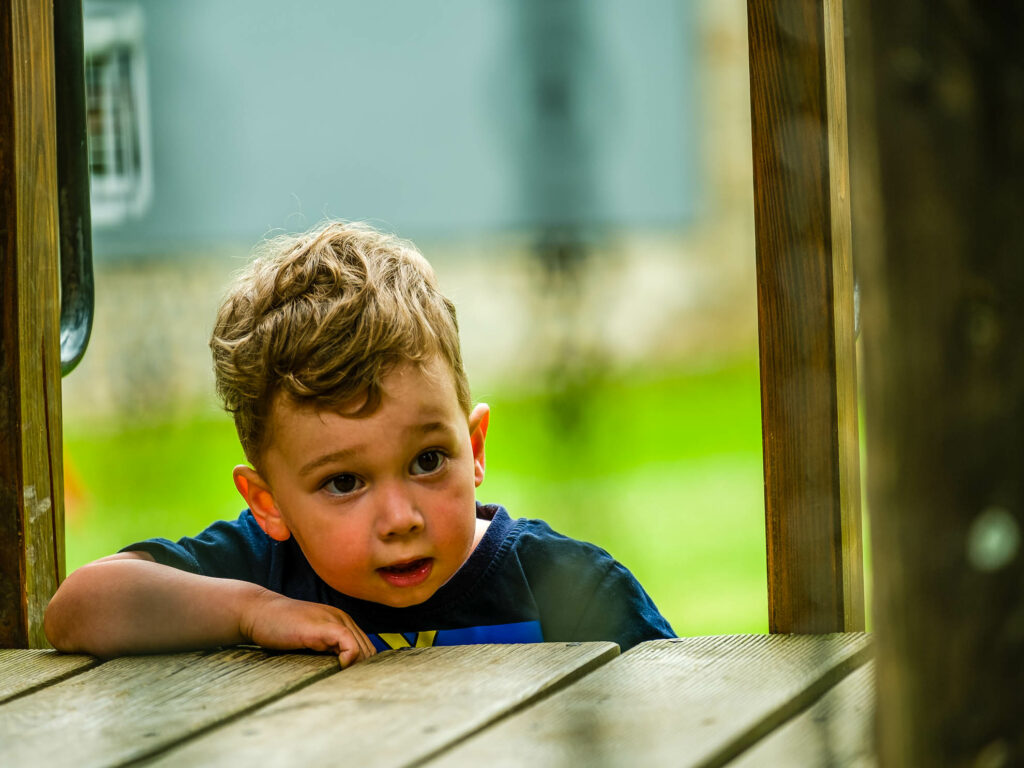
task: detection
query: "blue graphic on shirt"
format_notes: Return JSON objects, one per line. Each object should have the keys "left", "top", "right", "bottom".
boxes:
{"left": 371, "top": 620, "right": 543, "bottom": 652}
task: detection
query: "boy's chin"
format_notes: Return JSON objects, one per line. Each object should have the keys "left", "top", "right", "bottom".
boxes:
{"left": 364, "top": 581, "right": 444, "bottom": 608}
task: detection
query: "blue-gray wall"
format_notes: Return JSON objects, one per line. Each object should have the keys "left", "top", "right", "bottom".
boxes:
{"left": 92, "top": 0, "right": 701, "bottom": 258}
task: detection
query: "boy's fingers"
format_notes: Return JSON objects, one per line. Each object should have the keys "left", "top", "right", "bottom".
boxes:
{"left": 352, "top": 625, "right": 375, "bottom": 659}
{"left": 346, "top": 629, "right": 372, "bottom": 661}
{"left": 324, "top": 622, "right": 373, "bottom": 665}
{"left": 337, "top": 645, "right": 360, "bottom": 668}
{"left": 336, "top": 612, "right": 375, "bottom": 659}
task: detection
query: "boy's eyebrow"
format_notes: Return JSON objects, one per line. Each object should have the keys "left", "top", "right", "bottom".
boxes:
{"left": 298, "top": 422, "right": 456, "bottom": 476}
{"left": 411, "top": 421, "right": 452, "bottom": 436}
{"left": 299, "top": 447, "right": 360, "bottom": 478}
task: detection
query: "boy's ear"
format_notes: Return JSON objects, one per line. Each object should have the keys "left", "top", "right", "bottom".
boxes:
{"left": 468, "top": 403, "right": 489, "bottom": 488}
{"left": 233, "top": 465, "right": 291, "bottom": 542}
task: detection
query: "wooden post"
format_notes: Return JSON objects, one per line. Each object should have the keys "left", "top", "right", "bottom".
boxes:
{"left": 747, "top": 0, "right": 865, "bottom": 633}
{"left": 848, "top": 1, "right": 1024, "bottom": 763}
{"left": 0, "top": 0, "right": 65, "bottom": 648}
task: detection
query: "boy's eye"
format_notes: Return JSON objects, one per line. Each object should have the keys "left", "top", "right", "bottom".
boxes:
{"left": 323, "top": 474, "right": 362, "bottom": 495}
{"left": 410, "top": 449, "right": 446, "bottom": 476}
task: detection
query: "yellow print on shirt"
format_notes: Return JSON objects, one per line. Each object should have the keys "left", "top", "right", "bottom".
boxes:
{"left": 377, "top": 630, "right": 438, "bottom": 649}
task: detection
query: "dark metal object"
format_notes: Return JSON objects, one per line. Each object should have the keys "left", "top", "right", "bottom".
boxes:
{"left": 53, "top": 0, "right": 94, "bottom": 376}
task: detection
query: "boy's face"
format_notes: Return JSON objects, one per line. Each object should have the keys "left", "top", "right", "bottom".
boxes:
{"left": 235, "top": 357, "right": 488, "bottom": 608}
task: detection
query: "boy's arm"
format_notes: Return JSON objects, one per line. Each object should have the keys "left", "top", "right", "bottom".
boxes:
{"left": 44, "top": 552, "right": 375, "bottom": 666}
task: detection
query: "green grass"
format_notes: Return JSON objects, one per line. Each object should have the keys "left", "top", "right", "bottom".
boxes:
{"left": 63, "top": 356, "right": 768, "bottom": 636}
{"left": 63, "top": 413, "right": 247, "bottom": 566}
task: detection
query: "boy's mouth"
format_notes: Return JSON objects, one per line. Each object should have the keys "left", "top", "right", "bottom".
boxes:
{"left": 377, "top": 558, "right": 433, "bottom": 588}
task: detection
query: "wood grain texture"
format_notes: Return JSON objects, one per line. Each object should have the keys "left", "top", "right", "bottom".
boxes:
{"left": 848, "top": 0, "right": 1024, "bottom": 763}
{"left": 0, "top": 649, "right": 96, "bottom": 704}
{"left": 0, "top": 649, "right": 338, "bottom": 768}
{"left": 0, "top": 0, "right": 65, "bottom": 649}
{"left": 747, "top": 0, "right": 864, "bottom": 633}
{"left": 148, "top": 642, "right": 618, "bottom": 768}
{"left": 728, "top": 661, "right": 874, "bottom": 767}
{"left": 427, "top": 634, "right": 872, "bottom": 768}
{"left": 822, "top": 0, "right": 865, "bottom": 636}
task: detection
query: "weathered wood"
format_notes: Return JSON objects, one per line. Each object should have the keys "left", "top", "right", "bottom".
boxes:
{"left": 729, "top": 662, "right": 875, "bottom": 766}
{"left": 426, "top": 634, "right": 872, "bottom": 768}
{"left": 148, "top": 642, "right": 618, "bottom": 768}
{"left": 0, "top": 649, "right": 96, "bottom": 704}
{"left": 847, "top": 1, "right": 1024, "bottom": 764}
{"left": 0, "top": 0, "right": 65, "bottom": 648}
{"left": 0, "top": 649, "right": 338, "bottom": 768}
{"left": 747, "top": 0, "right": 865, "bottom": 633}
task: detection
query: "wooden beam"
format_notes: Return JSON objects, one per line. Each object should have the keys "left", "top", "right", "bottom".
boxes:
{"left": 0, "top": 0, "right": 65, "bottom": 648}
{"left": 848, "top": 1, "right": 1024, "bottom": 763}
{"left": 747, "top": 0, "right": 865, "bottom": 633}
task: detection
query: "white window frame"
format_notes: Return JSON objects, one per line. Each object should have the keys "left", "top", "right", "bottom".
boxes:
{"left": 84, "top": 1, "right": 153, "bottom": 227}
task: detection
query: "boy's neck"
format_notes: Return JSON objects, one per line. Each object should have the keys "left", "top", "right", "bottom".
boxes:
{"left": 472, "top": 516, "right": 491, "bottom": 551}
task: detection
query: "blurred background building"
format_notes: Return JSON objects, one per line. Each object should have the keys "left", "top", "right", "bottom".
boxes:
{"left": 68, "top": 0, "right": 756, "bottom": 418}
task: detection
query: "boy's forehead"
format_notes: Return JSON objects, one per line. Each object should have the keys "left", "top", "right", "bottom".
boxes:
{"left": 257, "top": 360, "right": 472, "bottom": 479}
{"left": 269, "top": 358, "right": 461, "bottom": 423}
{"left": 387, "top": 356, "right": 456, "bottom": 391}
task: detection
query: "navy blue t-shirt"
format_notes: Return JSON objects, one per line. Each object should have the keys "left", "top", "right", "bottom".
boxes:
{"left": 124, "top": 503, "right": 675, "bottom": 652}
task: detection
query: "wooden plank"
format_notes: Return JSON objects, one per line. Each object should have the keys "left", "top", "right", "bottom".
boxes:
{"left": 728, "top": 662, "right": 875, "bottom": 766}
{"left": 0, "top": 0, "right": 65, "bottom": 649}
{"left": 846, "top": 1, "right": 1024, "bottom": 763}
{"left": 147, "top": 642, "right": 618, "bottom": 768}
{"left": 0, "top": 649, "right": 97, "bottom": 703}
{"left": 426, "top": 634, "right": 872, "bottom": 768}
{"left": 747, "top": 0, "right": 865, "bottom": 633}
{"left": 0, "top": 649, "right": 338, "bottom": 768}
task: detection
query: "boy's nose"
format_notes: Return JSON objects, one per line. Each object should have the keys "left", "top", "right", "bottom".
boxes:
{"left": 376, "top": 484, "right": 425, "bottom": 538}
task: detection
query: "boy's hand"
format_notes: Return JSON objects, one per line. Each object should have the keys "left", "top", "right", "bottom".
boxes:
{"left": 239, "top": 591, "right": 376, "bottom": 667}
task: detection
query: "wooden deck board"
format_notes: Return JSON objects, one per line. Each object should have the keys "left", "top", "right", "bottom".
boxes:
{"left": 0, "top": 649, "right": 96, "bottom": 703}
{"left": 146, "top": 642, "right": 618, "bottom": 768}
{"left": 425, "top": 634, "right": 872, "bottom": 768}
{"left": 0, "top": 648, "right": 338, "bottom": 768}
{"left": 728, "top": 662, "right": 875, "bottom": 767}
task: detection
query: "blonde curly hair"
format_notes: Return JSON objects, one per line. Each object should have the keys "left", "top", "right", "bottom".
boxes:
{"left": 210, "top": 221, "right": 471, "bottom": 466}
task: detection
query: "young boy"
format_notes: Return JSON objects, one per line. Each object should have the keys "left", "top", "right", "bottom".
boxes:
{"left": 45, "top": 222, "right": 674, "bottom": 666}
